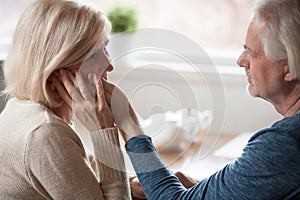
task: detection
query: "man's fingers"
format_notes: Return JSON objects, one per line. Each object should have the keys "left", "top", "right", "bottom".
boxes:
{"left": 102, "top": 78, "right": 115, "bottom": 95}
{"left": 94, "top": 76, "right": 106, "bottom": 107}
{"left": 104, "top": 89, "right": 112, "bottom": 106}
{"left": 174, "top": 171, "right": 197, "bottom": 189}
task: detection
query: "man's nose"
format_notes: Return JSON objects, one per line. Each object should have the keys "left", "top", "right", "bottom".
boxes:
{"left": 236, "top": 51, "right": 248, "bottom": 68}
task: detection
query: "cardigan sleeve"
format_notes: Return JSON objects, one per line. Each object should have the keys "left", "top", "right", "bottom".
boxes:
{"left": 25, "top": 122, "right": 130, "bottom": 200}
{"left": 90, "top": 127, "right": 131, "bottom": 200}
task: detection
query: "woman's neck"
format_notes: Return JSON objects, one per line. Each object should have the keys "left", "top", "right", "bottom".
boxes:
{"left": 52, "top": 102, "right": 72, "bottom": 124}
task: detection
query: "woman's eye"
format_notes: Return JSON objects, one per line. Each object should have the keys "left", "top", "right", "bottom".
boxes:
{"left": 87, "top": 52, "right": 98, "bottom": 61}
{"left": 104, "top": 47, "right": 110, "bottom": 57}
{"left": 86, "top": 52, "right": 98, "bottom": 61}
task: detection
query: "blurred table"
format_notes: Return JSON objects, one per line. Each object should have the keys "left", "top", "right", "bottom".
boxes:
{"left": 158, "top": 132, "right": 238, "bottom": 180}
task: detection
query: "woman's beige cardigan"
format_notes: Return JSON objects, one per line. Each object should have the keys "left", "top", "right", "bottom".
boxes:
{"left": 0, "top": 98, "right": 131, "bottom": 199}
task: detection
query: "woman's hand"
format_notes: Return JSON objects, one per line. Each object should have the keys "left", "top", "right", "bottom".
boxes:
{"left": 101, "top": 80, "right": 144, "bottom": 141}
{"left": 52, "top": 69, "right": 114, "bottom": 132}
{"left": 129, "top": 177, "right": 147, "bottom": 200}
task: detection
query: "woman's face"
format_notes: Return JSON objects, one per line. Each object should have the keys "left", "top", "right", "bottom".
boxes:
{"left": 79, "top": 41, "right": 113, "bottom": 80}
{"left": 50, "top": 40, "right": 114, "bottom": 124}
{"left": 69, "top": 40, "right": 114, "bottom": 98}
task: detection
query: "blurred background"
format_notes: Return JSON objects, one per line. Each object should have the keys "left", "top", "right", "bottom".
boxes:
{"left": 0, "top": 0, "right": 281, "bottom": 137}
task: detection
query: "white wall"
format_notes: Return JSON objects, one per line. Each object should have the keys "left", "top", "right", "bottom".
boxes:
{"left": 105, "top": 31, "right": 282, "bottom": 136}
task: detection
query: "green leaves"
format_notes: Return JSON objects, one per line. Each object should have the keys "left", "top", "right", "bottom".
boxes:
{"left": 107, "top": 5, "right": 138, "bottom": 34}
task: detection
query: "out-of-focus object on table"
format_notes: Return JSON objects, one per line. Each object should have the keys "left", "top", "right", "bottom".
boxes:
{"left": 141, "top": 108, "right": 212, "bottom": 152}
{"left": 159, "top": 131, "right": 254, "bottom": 180}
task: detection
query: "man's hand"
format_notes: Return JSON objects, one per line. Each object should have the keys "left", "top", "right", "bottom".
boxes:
{"left": 174, "top": 171, "right": 199, "bottom": 189}
{"left": 102, "top": 80, "right": 144, "bottom": 141}
{"left": 129, "top": 171, "right": 199, "bottom": 199}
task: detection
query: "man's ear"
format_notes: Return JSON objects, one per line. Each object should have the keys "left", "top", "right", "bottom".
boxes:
{"left": 283, "top": 59, "right": 297, "bottom": 81}
{"left": 285, "top": 73, "right": 297, "bottom": 81}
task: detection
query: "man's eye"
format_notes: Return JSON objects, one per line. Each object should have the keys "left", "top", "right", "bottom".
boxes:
{"left": 243, "top": 45, "right": 255, "bottom": 58}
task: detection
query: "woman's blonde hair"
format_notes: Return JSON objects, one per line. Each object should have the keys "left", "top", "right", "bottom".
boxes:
{"left": 3, "top": 0, "right": 111, "bottom": 107}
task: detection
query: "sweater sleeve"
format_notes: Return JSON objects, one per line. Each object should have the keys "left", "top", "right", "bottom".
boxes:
{"left": 26, "top": 122, "right": 130, "bottom": 200}
{"left": 90, "top": 128, "right": 131, "bottom": 200}
{"left": 125, "top": 131, "right": 300, "bottom": 200}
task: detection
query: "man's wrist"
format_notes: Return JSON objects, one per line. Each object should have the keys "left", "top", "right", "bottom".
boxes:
{"left": 119, "top": 126, "right": 144, "bottom": 142}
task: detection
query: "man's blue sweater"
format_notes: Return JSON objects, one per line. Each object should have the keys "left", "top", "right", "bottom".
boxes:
{"left": 126, "top": 111, "right": 300, "bottom": 199}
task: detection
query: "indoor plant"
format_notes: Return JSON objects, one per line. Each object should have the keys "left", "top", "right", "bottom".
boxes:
{"left": 107, "top": 5, "right": 138, "bottom": 34}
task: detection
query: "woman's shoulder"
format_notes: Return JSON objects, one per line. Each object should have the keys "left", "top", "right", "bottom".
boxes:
{"left": 1, "top": 98, "right": 75, "bottom": 139}
{"left": 8, "top": 99, "right": 84, "bottom": 151}
{"left": 26, "top": 113, "right": 86, "bottom": 162}
{"left": 29, "top": 115, "right": 82, "bottom": 149}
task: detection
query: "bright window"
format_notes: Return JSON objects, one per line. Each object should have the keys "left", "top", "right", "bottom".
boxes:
{"left": 0, "top": 0, "right": 253, "bottom": 62}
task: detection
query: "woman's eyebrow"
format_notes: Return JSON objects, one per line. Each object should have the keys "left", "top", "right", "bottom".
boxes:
{"left": 105, "top": 39, "right": 109, "bottom": 46}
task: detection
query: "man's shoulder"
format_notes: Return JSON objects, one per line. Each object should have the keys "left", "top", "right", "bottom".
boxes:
{"left": 271, "top": 113, "right": 300, "bottom": 135}
{"left": 250, "top": 113, "right": 300, "bottom": 147}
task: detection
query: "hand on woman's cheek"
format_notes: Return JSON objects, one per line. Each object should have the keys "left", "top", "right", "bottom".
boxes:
{"left": 53, "top": 69, "right": 114, "bottom": 132}
{"left": 102, "top": 79, "right": 144, "bottom": 141}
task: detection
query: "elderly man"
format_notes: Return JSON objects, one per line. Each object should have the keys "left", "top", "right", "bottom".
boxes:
{"left": 108, "top": 0, "right": 300, "bottom": 199}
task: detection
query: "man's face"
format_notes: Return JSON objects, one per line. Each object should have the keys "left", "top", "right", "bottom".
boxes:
{"left": 236, "top": 20, "right": 287, "bottom": 102}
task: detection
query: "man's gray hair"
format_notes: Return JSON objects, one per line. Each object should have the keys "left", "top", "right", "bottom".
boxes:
{"left": 253, "top": 0, "right": 300, "bottom": 79}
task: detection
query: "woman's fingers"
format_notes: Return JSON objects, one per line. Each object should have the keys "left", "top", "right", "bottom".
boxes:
{"left": 51, "top": 68, "right": 116, "bottom": 131}
{"left": 75, "top": 71, "right": 94, "bottom": 101}
{"left": 58, "top": 69, "right": 82, "bottom": 103}
{"left": 129, "top": 177, "right": 146, "bottom": 200}
{"left": 50, "top": 74, "right": 72, "bottom": 107}
{"left": 92, "top": 75, "right": 115, "bottom": 128}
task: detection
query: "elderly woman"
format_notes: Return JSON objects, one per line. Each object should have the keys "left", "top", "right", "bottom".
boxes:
{"left": 0, "top": 0, "right": 130, "bottom": 199}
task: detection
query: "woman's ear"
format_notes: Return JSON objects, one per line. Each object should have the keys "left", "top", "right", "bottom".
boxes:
{"left": 50, "top": 81, "right": 56, "bottom": 91}
{"left": 47, "top": 75, "right": 57, "bottom": 91}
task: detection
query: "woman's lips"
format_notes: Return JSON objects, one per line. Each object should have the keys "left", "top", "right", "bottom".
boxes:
{"left": 102, "top": 72, "right": 108, "bottom": 80}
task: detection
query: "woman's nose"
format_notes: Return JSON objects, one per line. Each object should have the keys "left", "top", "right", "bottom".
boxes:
{"left": 106, "top": 63, "right": 114, "bottom": 72}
